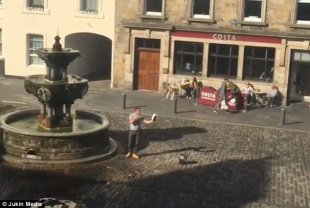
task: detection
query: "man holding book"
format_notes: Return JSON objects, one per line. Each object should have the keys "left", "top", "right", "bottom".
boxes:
{"left": 127, "top": 107, "right": 156, "bottom": 159}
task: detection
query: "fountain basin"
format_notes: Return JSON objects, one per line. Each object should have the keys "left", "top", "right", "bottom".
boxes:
{"left": 0, "top": 109, "right": 117, "bottom": 166}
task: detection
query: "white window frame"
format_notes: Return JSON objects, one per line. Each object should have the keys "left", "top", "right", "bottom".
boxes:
{"left": 190, "top": 0, "right": 214, "bottom": 19}
{"left": 143, "top": 0, "right": 165, "bottom": 16}
{"left": 80, "top": 0, "right": 98, "bottom": 15}
{"left": 295, "top": 0, "right": 310, "bottom": 25}
{"left": 240, "top": 0, "right": 266, "bottom": 22}
{"left": 27, "top": 34, "right": 44, "bottom": 66}
{"left": 22, "top": 0, "right": 49, "bottom": 15}
{"left": 76, "top": 0, "right": 103, "bottom": 19}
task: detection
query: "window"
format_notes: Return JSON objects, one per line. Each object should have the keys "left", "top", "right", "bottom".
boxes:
{"left": 174, "top": 41, "right": 203, "bottom": 76}
{"left": 144, "top": 0, "right": 163, "bottom": 16}
{"left": 0, "top": 0, "right": 3, "bottom": 7}
{"left": 80, "top": 0, "right": 98, "bottom": 14}
{"left": 191, "top": 0, "right": 211, "bottom": 19}
{"left": 208, "top": 44, "right": 239, "bottom": 78}
{"left": 27, "top": 0, "right": 44, "bottom": 10}
{"left": 28, "top": 35, "right": 44, "bottom": 65}
{"left": 243, "top": 47, "right": 275, "bottom": 82}
{"left": 242, "top": 0, "right": 265, "bottom": 22}
{"left": 296, "top": 0, "right": 310, "bottom": 24}
{"left": 293, "top": 51, "right": 310, "bottom": 62}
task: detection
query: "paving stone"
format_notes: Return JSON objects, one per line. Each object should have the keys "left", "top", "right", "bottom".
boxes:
{"left": 0, "top": 104, "right": 310, "bottom": 208}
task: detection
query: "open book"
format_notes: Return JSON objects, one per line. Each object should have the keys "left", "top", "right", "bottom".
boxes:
{"left": 151, "top": 113, "right": 157, "bottom": 121}
{"left": 132, "top": 116, "right": 144, "bottom": 126}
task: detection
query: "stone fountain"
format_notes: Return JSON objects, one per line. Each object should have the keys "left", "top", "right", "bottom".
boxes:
{"left": 0, "top": 36, "right": 117, "bottom": 167}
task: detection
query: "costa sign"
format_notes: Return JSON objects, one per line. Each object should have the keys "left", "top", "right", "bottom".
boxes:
{"left": 201, "top": 91, "right": 216, "bottom": 100}
{"left": 212, "top": 33, "right": 236, "bottom": 41}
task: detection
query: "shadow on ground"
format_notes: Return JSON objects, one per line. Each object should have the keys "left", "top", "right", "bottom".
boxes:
{"left": 91, "top": 157, "right": 271, "bottom": 208}
{"left": 0, "top": 157, "right": 271, "bottom": 208}
{"left": 109, "top": 126, "right": 208, "bottom": 153}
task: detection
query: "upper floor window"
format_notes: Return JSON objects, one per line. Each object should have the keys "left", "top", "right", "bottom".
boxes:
{"left": 28, "top": 34, "right": 44, "bottom": 65}
{"left": 144, "top": 0, "right": 163, "bottom": 16}
{"left": 27, "top": 0, "right": 44, "bottom": 10}
{"left": 241, "top": 0, "right": 266, "bottom": 22}
{"left": 80, "top": 0, "right": 98, "bottom": 14}
{"left": 0, "top": 0, "right": 3, "bottom": 7}
{"left": 296, "top": 0, "right": 310, "bottom": 24}
{"left": 191, "top": 0, "right": 211, "bottom": 19}
{"left": 23, "top": 0, "right": 49, "bottom": 14}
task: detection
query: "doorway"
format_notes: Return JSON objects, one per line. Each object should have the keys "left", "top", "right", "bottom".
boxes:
{"left": 289, "top": 51, "right": 310, "bottom": 102}
{"left": 134, "top": 38, "right": 161, "bottom": 90}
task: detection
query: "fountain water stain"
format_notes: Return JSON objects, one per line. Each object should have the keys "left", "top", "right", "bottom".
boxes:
{"left": 0, "top": 36, "right": 117, "bottom": 167}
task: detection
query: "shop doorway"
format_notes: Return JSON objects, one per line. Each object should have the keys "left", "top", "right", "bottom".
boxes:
{"left": 289, "top": 51, "right": 310, "bottom": 102}
{"left": 134, "top": 38, "right": 161, "bottom": 90}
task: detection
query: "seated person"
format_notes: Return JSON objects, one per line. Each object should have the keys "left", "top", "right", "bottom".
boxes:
{"left": 242, "top": 82, "right": 255, "bottom": 105}
{"left": 267, "top": 85, "right": 281, "bottom": 107}
{"left": 184, "top": 77, "right": 198, "bottom": 99}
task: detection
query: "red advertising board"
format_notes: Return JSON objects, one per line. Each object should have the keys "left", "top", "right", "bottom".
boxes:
{"left": 199, "top": 86, "right": 218, "bottom": 107}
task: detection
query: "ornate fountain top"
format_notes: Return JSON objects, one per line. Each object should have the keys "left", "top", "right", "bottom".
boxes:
{"left": 52, "top": 35, "right": 62, "bottom": 52}
{"left": 36, "top": 35, "right": 81, "bottom": 81}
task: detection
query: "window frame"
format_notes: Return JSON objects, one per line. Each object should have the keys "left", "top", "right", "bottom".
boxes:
{"left": 23, "top": 0, "right": 49, "bottom": 15}
{"left": 187, "top": 0, "right": 214, "bottom": 23}
{"left": 27, "top": 34, "right": 44, "bottom": 66}
{"left": 292, "top": 0, "right": 310, "bottom": 25}
{"left": 190, "top": 0, "right": 213, "bottom": 19}
{"left": 140, "top": 0, "right": 166, "bottom": 19}
{"left": 207, "top": 44, "right": 239, "bottom": 79}
{"left": 76, "top": 0, "right": 103, "bottom": 18}
{"left": 173, "top": 41, "right": 204, "bottom": 76}
{"left": 239, "top": 0, "right": 267, "bottom": 24}
{"left": 243, "top": 46, "right": 275, "bottom": 82}
{"left": 80, "top": 0, "right": 98, "bottom": 15}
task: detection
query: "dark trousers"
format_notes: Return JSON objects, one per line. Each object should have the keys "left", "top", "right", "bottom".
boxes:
{"left": 128, "top": 129, "right": 141, "bottom": 153}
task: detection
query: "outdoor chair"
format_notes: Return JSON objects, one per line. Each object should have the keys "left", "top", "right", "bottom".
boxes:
{"left": 162, "top": 82, "right": 179, "bottom": 100}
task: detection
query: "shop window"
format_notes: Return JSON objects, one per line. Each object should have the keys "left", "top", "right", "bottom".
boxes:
{"left": 173, "top": 41, "right": 203, "bottom": 76}
{"left": 28, "top": 34, "right": 44, "bottom": 65}
{"left": 191, "top": 0, "right": 212, "bottom": 19}
{"left": 296, "top": 0, "right": 310, "bottom": 24}
{"left": 241, "top": 0, "right": 266, "bottom": 22}
{"left": 243, "top": 46, "right": 275, "bottom": 82}
{"left": 144, "top": 0, "right": 163, "bottom": 16}
{"left": 208, "top": 44, "right": 238, "bottom": 78}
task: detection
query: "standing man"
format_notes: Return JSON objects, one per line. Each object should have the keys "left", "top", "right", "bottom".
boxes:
{"left": 213, "top": 78, "right": 228, "bottom": 113}
{"left": 127, "top": 107, "right": 154, "bottom": 159}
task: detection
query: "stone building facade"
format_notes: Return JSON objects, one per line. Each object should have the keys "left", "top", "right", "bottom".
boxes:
{"left": 114, "top": 0, "right": 310, "bottom": 104}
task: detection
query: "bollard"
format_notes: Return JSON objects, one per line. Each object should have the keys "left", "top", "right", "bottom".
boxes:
{"left": 194, "top": 87, "right": 199, "bottom": 105}
{"left": 174, "top": 97, "right": 177, "bottom": 114}
{"left": 280, "top": 107, "right": 286, "bottom": 125}
{"left": 122, "top": 93, "right": 126, "bottom": 110}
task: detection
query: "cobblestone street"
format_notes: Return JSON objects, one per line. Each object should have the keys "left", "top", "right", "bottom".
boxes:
{"left": 0, "top": 104, "right": 310, "bottom": 208}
